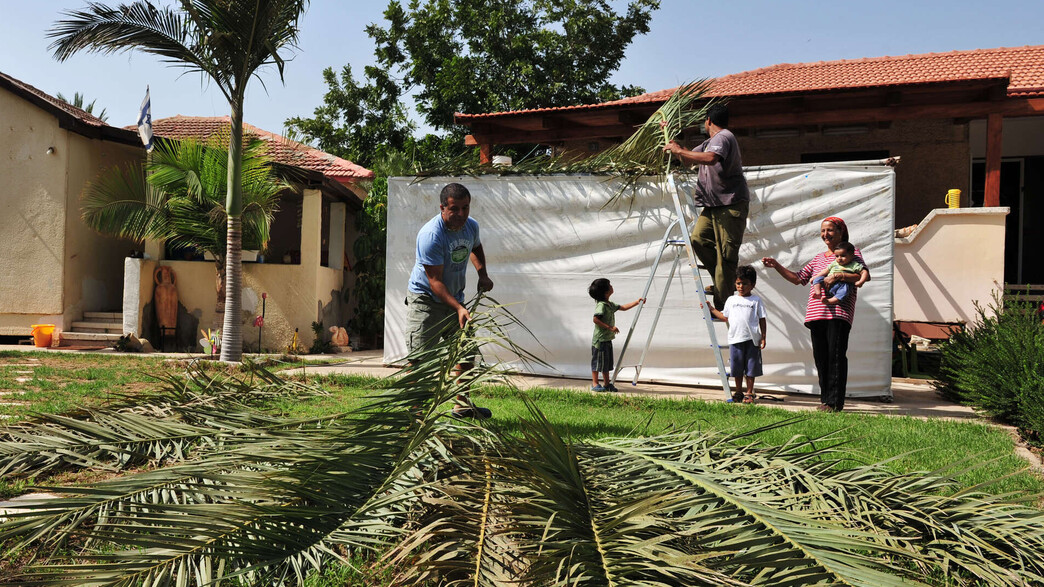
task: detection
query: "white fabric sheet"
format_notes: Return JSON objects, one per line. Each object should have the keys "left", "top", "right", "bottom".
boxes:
{"left": 385, "top": 162, "right": 895, "bottom": 397}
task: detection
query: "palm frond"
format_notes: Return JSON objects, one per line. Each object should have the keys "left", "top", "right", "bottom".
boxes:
{"left": 80, "top": 162, "right": 171, "bottom": 241}
{"left": 48, "top": 2, "right": 213, "bottom": 82}
{"left": 5, "top": 303, "right": 1044, "bottom": 586}
{"left": 417, "top": 80, "right": 714, "bottom": 206}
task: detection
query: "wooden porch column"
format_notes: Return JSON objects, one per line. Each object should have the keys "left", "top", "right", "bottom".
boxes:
{"left": 984, "top": 112, "right": 1003, "bottom": 207}
{"left": 479, "top": 143, "right": 491, "bottom": 165}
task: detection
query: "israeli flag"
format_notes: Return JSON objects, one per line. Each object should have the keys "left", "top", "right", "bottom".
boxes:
{"left": 137, "top": 86, "right": 153, "bottom": 152}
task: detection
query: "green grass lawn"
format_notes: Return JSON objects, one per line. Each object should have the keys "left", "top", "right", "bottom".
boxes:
{"left": 287, "top": 373, "right": 1044, "bottom": 496}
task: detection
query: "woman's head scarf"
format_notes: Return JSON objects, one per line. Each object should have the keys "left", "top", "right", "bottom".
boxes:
{"left": 823, "top": 216, "right": 849, "bottom": 242}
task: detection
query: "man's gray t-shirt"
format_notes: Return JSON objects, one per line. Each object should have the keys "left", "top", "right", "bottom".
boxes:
{"left": 693, "top": 128, "right": 750, "bottom": 207}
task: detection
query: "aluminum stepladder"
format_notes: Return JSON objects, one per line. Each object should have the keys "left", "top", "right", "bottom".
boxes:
{"left": 610, "top": 173, "right": 734, "bottom": 401}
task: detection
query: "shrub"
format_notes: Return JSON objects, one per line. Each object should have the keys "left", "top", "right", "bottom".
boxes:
{"left": 935, "top": 292, "right": 1044, "bottom": 438}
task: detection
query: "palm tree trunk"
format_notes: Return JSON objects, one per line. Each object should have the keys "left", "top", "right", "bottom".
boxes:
{"left": 219, "top": 98, "right": 246, "bottom": 362}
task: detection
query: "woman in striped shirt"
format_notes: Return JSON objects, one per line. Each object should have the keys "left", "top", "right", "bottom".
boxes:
{"left": 762, "top": 217, "right": 870, "bottom": 412}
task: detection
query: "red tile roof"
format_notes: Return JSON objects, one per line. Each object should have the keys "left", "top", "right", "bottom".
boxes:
{"left": 456, "top": 45, "right": 1044, "bottom": 120}
{"left": 148, "top": 115, "right": 374, "bottom": 182}
{"left": 0, "top": 70, "right": 110, "bottom": 127}
{"left": 1, "top": 70, "right": 142, "bottom": 147}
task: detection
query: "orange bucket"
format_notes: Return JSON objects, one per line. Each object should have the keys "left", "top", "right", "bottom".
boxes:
{"left": 30, "top": 324, "right": 55, "bottom": 348}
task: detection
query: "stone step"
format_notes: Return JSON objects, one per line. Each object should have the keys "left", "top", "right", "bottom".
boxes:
{"left": 61, "top": 331, "right": 122, "bottom": 342}
{"left": 84, "top": 311, "right": 122, "bottom": 321}
{"left": 70, "top": 321, "right": 123, "bottom": 333}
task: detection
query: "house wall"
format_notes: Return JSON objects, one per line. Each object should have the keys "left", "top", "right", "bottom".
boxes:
{"left": 0, "top": 86, "right": 68, "bottom": 333}
{"left": 736, "top": 119, "right": 970, "bottom": 228}
{"left": 0, "top": 87, "right": 139, "bottom": 336}
{"left": 893, "top": 207, "right": 1008, "bottom": 323}
{"left": 62, "top": 132, "right": 143, "bottom": 329}
{"left": 124, "top": 188, "right": 349, "bottom": 352}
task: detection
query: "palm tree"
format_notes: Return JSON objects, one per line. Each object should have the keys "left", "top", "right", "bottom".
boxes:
{"left": 49, "top": 0, "right": 309, "bottom": 361}
{"left": 55, "top": 90, "right": 109, "bottom": 121}
{"left": 81, "top": 135, "right": 286, "bottom": 325}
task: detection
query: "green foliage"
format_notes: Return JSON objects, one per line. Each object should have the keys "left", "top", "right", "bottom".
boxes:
{"left": 55, "top": 90, "right": 108, "bottom": 121}
{"left": 80, "top": 136, "right": 286, "bottom": 315}
{"left": 369, "top": 0, "right": 660, "bottom": 131}
{"left": 935, "top": 292, "right": 1044, "bottom": 438}
{"left": 288, "top": 0, "right": 658, "bottom": 167}
{"left": 50, "top": 0, "right": 310, "bottom": 361}
{"left": 349, "top": 176, "right": 387, "bottom": 343}
{"left": 309, "top": 320, "right": 332, "bottom": 354}
{"left": 285, "top": 64, "right": 413, "bottom": 169}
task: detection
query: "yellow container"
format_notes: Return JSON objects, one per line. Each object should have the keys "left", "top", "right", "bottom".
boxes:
{"left": 945, "top": 189, "right": 961, "bottom": 209}
{"left": 30, "top": 324, "right": 55, "bottom": 348}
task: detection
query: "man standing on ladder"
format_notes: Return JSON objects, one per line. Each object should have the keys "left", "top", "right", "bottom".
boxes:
{"left": 664, "top": 103, "right": 750, "bottom": 310}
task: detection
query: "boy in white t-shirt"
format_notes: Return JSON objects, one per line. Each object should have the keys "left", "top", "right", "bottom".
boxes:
{"left": 705, "top": 265, "right": 767, "bottom": 404}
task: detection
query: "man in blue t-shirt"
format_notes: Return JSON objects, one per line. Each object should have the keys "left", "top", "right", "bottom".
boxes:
{"left": 405, "top": 183, "right": 494, "bottom": 417}
{"left": 664, "top": 104, "right": 750, "bottom": 310}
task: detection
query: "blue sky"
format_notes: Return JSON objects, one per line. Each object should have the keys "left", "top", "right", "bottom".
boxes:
{"left": 2, "top": 1, "right": 1041, "bottom": 140}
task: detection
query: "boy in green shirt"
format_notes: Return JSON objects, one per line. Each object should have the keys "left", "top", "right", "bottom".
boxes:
{"left": 589, "top": 278, "right": 644, "bottom": 392}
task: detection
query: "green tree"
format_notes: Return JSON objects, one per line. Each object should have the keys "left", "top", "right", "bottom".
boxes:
{"left": 50, "top": 0, "right": 309, "bottom": 361}
{"left": 285, "top": 64, "right": 413, "bottom": 170}
{"left": 81, "top": 136, "right": 286, "bottom": 323}
{"left": 346, "top": 150, "right": 422, "bottom": 346}
{"left": 369, "top": 0, "right": 659, "bottom": 131}
{"left": 55, "top": 90, "right": 109, "bottom": 121}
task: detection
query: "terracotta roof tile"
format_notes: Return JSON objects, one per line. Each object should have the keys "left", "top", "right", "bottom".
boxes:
{"left": 0, "top": 70, "right": 110, "bottom": 127}
{"left": 148, "top": 115, "right": 374, "bottom": 182}
{"left": 706, "top": 45, "right": 1044, "bottom": 97}
{"left": 457, "top": 45, "right": 1044, "bottom": 120}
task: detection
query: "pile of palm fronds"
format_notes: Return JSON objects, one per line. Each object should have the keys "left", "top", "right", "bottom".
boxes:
{"left": 420, "top": 81, "right": 714, "bottom": 196}
{"left": 3, "top": 300, "right": 1044, "bottom": 586}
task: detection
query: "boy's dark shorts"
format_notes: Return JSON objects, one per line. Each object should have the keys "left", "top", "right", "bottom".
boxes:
{"left": 591, "top": 341, "right": 614, "bottom": 373}
{"left": 729, "top": 339, "right": 763, "bottom": 378}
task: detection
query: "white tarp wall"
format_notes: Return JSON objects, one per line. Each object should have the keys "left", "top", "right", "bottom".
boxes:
{"left": 385, "top": 161, "right": 895, "bottom": 397}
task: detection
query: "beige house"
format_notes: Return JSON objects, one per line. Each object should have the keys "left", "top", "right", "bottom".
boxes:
{"left": 0, "top": 71, "right": 142, "bottom": 340}
{"left": 1, "top": 72, "right": 373, "bottom": 352}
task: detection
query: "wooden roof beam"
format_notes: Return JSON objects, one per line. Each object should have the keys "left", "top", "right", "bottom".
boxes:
{"left": 465, "top": 122, "right": 641, "bottom": 146}
{"left": 730, "top": 98, "right": 1044, "bottom": 128}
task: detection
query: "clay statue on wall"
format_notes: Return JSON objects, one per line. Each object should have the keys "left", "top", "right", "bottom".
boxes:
{"left": 154, "top": 266, "right": 179, "bottom": 332}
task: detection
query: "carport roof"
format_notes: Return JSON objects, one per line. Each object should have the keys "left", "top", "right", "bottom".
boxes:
{"left": 456, "top": 44, "right": 1044, "bottom": 122}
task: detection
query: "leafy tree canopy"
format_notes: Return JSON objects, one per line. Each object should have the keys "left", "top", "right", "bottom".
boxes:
{"left": 369, "top": 0, "right": 659, "bottom": 131}
{"left": 288, "top": 0, "right": 659, "bottom": 163}
{"left": 286, "top": 64, "right": 413, "bottom": 169}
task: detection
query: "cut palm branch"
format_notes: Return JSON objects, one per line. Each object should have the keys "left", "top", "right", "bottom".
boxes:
{"left": 418, "top": 81, "right": 716, "bottom": 206}
{"left": 2, "top": 302, "right": 1044, "bottom": 586}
